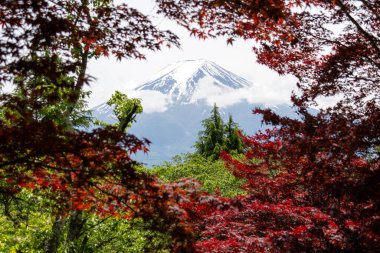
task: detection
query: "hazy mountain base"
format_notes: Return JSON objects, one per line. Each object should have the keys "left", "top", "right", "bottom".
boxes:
{"left": 92, "top": 100, "right": 301, "bottom": 166}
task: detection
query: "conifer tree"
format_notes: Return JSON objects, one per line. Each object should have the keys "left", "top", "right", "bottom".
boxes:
{"left": 195, "top": 105, "right": 244, "bottom": 159}
{"left": 225, "top": 114, "right": 245, "bottom": 155}
{"left": 195, "top": 104, "right": 225, "bottom": 159}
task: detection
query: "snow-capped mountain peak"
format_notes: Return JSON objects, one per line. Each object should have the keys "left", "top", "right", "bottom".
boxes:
{"left": 135, "top": 59, "right": 252, "bottom": 104}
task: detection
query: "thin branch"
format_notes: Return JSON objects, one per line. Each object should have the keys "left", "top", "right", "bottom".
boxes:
{"left": 358, "top": 0, "right": 380, "bottom": 20}
{"left": 336, "top": 0, "right": 380, "bottom": 57}
{"left": 92, "top": 184, "right": 138, "bottom": 216}
{"left": 77, "top": 215, "right": 113, "bottom": 238}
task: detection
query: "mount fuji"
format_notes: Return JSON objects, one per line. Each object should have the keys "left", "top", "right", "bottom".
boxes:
{"left": 135, "top": 59, "right": 251, "bottom": 104}
{"left": 92, "top": 60, "right": 297, "bottom": 165}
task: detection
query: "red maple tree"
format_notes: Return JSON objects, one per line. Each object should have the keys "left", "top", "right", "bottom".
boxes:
{"left": 0, "top": 1, "right": 197, "bottom": 251}
{"left": 158, "top": 0, "right": 380, "bottom": 251}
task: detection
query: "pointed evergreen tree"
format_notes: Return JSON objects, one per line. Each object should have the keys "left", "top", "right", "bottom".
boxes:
{"left": 195, "top": 104, "right": 225, "bottom": 159}
{"left": 225, "top": 114, "right": 245, "bottom": 155}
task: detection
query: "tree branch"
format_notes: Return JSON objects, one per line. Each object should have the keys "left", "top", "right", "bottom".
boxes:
{"left": 336, "top": 0, "right": 380, "bottom": 56}
{"left": 118, "top": 103, "right": 138, "bottom": 133}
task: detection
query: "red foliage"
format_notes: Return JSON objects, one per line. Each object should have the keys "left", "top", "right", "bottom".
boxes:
{"left": 157, "top": 0, "right": 380, "bottom": 251}
{"left": 0, "top": 118, "right": 206, "bottom": 250}
{"left": 1, "top": 0, "right": 379, "bottom": 252}
{"left": 178, "top": 124, "right": 378, "bottom": 251}
{"left": 0, "top": 1, "right": 194, "bottom": 251}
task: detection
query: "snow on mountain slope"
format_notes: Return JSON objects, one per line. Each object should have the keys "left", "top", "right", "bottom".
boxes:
{"left": 135, "top": 59, "right": 252, "bottom": 104}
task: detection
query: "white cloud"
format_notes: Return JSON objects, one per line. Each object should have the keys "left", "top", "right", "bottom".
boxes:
{"left": 190, "top": 74, "right": 298, "bottom": 108}
{"left": 128, "top": 90, "right": 170, "bottom": 113}
{"left": 314, "top": 95, "right": 343, "bottom": 109}
{"left": 191, "top": 76, "right": 243, "bottom": 106}
{"left": 245, "top": 75, "right": 298, "bottom": 106}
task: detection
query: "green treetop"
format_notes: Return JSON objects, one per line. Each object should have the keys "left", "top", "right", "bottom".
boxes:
{"left": 195, "top": 104, "right": 244, "bottom": 159}
{"left": 106, "top": 91, "right": 143, "bottom": 132}
{"left": 225, "top": 114, "right": 245, "bottom": 155}
{"left": 195, "top": 104, "right": 225, "bottom": 159}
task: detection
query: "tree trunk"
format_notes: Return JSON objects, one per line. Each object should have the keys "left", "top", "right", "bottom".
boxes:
{"left": 44, "top": 216, "right": 65, "bottom": 253}
{"left": 65, "top": 210, "right": 86, "bottom": 253}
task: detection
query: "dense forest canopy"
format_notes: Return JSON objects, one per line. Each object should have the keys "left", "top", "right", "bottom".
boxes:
{"left": 1, "top": 0, "right": 379, "bottom": 252}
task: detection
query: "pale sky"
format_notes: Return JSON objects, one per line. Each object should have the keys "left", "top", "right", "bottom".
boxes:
{"left": 86, "top": 0, "right": 298, "bottom": 109}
